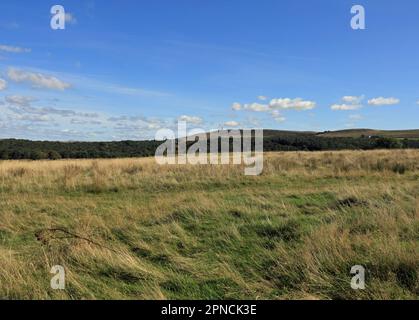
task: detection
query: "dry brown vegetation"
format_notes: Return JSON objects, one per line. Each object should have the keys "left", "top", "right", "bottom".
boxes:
{"left": 0, "top": 150, "right": 418, "bottom": 299}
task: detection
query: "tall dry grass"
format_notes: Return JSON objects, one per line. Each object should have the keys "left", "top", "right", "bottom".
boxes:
{"left": 0, "top": 150, "right": 418, "bottom": 299}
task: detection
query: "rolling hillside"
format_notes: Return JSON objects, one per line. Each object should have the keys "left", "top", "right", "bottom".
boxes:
{"left": 316, "top": 129, "right": 419, "bottom": 139}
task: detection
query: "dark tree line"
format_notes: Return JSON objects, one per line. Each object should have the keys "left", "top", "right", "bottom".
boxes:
{"left": 0, "top": 140, "right": 161, "bottom": 160}
{"left": 263, "top": 135, "right": 418, "bottom": 152}
{"left": 0, "top": 135, "right": 418, "bottom": 160}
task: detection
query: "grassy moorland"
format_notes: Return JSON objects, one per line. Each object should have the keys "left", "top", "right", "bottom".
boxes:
{"left": 0, "top": 150, "right": 418, "bottom": 300}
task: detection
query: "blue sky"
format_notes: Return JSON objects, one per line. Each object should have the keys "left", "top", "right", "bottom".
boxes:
{"left": 0, "top": 0, "right": 418, "bottom": 141}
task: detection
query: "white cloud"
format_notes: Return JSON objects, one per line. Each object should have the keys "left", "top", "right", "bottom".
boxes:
{"left": 7, "top": 68, "right": 71, "bottom": 90}
{"left": 177, "top": 115, "right": 203, "bottom": 125}
{"left": 244, "top": 103, "right": 269, "bottom": 112}
{"left": 331, "top": 104, "right": 362, "bottom": 111}
{"left": 258, "top": 96, "right": 268, "bottom": 101}
{"left": 65, "top": 13, "right": 77, "bottom": 25}
{"left": 342, "top": 95, "right": 364, "bottom": 104}
{"left": 271, "top": 110, "right": 286, "bottom": 122}
{"left": 0, "top": 79, "right": 6, "bottom": 90}
{"left": 417, "top": 100, "right": 419, "bottom": 105}
{"left": 234, "top": 97, "right": 316, "bottom": 112}
{"left": 269, "top": 98, "right": 316, "bottom": 110}
{"left": 275, "top": 117, "right": 286, "bottom": 123}
{"left": 0, "top": 44, "right": 31, "bottom": 53}
{"left": 232, "top": 102, "right": 242, "bottom": 111}
{"left": 231, "top": 97, "right": 314, "bottom": 124}
{"left": 331, "top": 95, "right": 364, "bottom": 111}
{"left": 368, "top": 97, "right": 399, "bottom": 106}
{"left": 224, "top": 121, "right": 240, "bottom": 127}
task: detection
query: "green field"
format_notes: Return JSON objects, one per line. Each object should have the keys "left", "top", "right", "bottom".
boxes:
{"left": 0, "top": 150, "right": 418, "bottom": 299}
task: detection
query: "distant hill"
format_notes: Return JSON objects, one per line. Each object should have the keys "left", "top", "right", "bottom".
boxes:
{"left": 316, "top": 129, "right": 419, "bottom": 139}
{"left": 259, "top": 128, "right": 419, "bottom": 139}
{"left": 1, "top": 129, "right": 419, "bottom": 160}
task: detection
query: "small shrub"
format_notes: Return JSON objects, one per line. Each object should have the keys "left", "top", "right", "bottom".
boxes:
{"left": 395, "top": 263, "right": 418, "bottom": 290}
{"left": 48, "top": 151, "right": 62, "bottom": 160}
{"left": 392, "top": 163, "right": 406, "bottom": 174}
{"left": 336, "top": 197, "right": 367, "bottom": 208}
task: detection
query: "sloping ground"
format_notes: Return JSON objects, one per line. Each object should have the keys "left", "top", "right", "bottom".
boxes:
{"left": 317, "top": 129, "right": 419, "bottom": 139}
{"left": 0, "top": 150, "right": 418, "bottom": 299}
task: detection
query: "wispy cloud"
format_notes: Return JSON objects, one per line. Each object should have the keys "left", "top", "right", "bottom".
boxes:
{"left": 0, "top": 79, "right": 6, "bottom": 90}
{"left": 344, "top": 114, "right": 364, "bottom": 128}
{"left": 104, "top": 85, "right": 171, "bottom": 97}
{"left": 110, "top": 116, "right": 166, "bottom": 131}
{"left": 368, "top": 97, "right": 399, "bottom": 106}
{"left": 342, "top": 95, "right": 364, "bottom": 104}
{"left": 271, "top": 110, "right": 286, "bottom": 122}
{"left": 233, "top": 98, "right": 316, "bottom": 112}
{"left": 224, "top": 121, "right": 239, "bottom": 127}
{"left": 349, "top": 114, "right": 363, "bottom": 120}
{"left": 0, "top": 44, "right": 31, "bottom": 53}
{"left": 178, "top": 115, "right": 203, "bottom": 125}
{"left": 269, "top": 98, "right": 316, "bottom": 111}
{"left": 65, "top": 13, "right": 77, "bottom": 25}
{"left": 331, "top": 95, "right": 364, "bottom": 111}
{"left": 5, "top": 95, "right": 37, "bottom": 107}
{"left": 4, "top": 95, "right": 98, "bottom": 119}
{"left": 331, "top": 104, "right": 362, "bottom": 111}
{"left": 6, "top": 65, "right": 171, "bottom": 99}
{"left": 7, "top": 68, "right": 71, "bottom": 90}
{"left": 243, "top": 103, "right": 270, "bottom": 112}
{"left": 232, "top": 102, "right": 242, "bottom": 111}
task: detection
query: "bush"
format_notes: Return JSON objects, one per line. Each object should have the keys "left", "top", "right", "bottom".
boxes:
{"left": 392, "top": 163, "right": 406, "bottom": 174}
{"left": 30, "top": 150, "right": 47, "bottom": 160}
{"left": 48, "top": 151, "right": 62, "bottom": 160}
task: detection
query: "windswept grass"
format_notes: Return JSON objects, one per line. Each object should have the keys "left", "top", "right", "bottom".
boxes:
{"left": 0, "top": 150, "right": 418, "bottom": 299}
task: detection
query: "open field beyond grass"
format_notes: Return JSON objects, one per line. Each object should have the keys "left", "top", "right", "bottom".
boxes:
{"left": 0, "top": 150, "right": 418, "bottom": 300}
